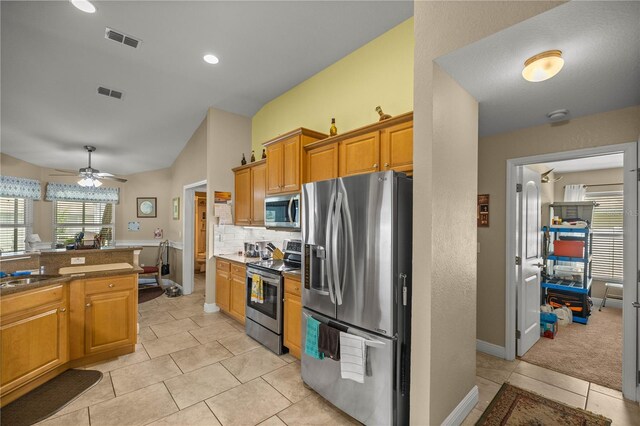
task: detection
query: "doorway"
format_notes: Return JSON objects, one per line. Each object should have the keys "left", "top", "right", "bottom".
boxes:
{"left": 506, "top": 143, "right": 638, "bottom": 401}
{"left": 182, "top": 180, "right": 207, "bottom": 296}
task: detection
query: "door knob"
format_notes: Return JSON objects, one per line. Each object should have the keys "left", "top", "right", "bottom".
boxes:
{"left": 632, "top": 302, "right": 640, "bottom": 309}
{"left": 535, "top": 263, "right": 545, "bottom": 268}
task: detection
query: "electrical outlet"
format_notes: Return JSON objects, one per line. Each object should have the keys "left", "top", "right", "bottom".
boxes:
{"left": 70, "top": 257, "right": 85, "bottom": 265}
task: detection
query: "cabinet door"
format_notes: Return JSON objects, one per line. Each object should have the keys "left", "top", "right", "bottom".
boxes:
{"left": 266, "top": 143, "right": 284, "bottom": 194}
{"left": 250, "top": 163, "right": 267, "bottom": 226}
{"left": 281, "top": 136, "right": 301, "bottom": 193}
{"left": 306, "top": 143, "right": 338, "bottom": 183}
{"left": 234, "top": 168, "right": 252, "bottom": 226}
{"left": 283, "top": 293, "right": 302, "bottom": 359}
{"left": 229, "top": 273, "right": 246, "bottom": 324}
{"left": 1, "top": 301, "right": 68, "bottom": 394}
{"left": 380, "top": 120, "right": 413, "bottom": 174}
{"left": 85, "top": 289, "right": 135, "bottom": 355}
{"left": 216, "top": 270, "right": 230, "bottom": 312}
{"left": 339, "top": 131, "right": 380, "bottom": 177}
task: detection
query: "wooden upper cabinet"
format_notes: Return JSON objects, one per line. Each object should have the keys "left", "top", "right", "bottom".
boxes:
{"left": 339, "top": 131, "right": 380, "bottom": 177}
{"left": 381, "top": 120, "right": 413, "bottom": 174}
{"left": 305, "top": 142, "right": 338, "bottom": 183}
{"left": 281, "top": 136, "right": 301, "bottom": 193}
{"left": 266, "top": 143, "right": 284, "bottom": 194}
{"left": 250, "top": 162, "right": 266, "bottom": 226}
{"left": 234, "top": 168, "right": 251, "bottom": 226}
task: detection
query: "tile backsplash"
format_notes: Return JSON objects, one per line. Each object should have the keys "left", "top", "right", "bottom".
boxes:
{"left": 213, "top": 225, "right": 301, "bottom": 255}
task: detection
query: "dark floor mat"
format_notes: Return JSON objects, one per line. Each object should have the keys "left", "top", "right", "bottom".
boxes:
{"left": 1, "top": 369, "right": 102, "bottom": 426}
{"left": 138, "top": 286, "right": 165, "bottom": 303}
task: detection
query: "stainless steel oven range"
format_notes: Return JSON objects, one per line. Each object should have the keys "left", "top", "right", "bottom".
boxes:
{"left": 245, "top": 240, "right": 302, "bottom": 354}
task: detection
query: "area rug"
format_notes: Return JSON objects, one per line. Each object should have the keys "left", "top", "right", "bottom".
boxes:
{"left": 138, "top": 286, "right": 165, "bottom": 303}
{"left": 521, "top": 307, "right": 622, "bottom": 390}
{"left": 0, "top": 369, "right": 102, "bottom": 426}
{"left": 477, "top": 383, "right": 611, "bottom": 426}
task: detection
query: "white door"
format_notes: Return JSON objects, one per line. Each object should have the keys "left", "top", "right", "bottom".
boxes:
{"left": 517, "top": 166, "right": 542, "bottom": 357}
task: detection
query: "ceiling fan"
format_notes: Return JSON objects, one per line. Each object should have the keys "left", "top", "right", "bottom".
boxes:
{"left": 541, "top": 168, "right": 563, "bottom": 184}
{"left": 49, "top": 146, "right": 128, "bottom": 187}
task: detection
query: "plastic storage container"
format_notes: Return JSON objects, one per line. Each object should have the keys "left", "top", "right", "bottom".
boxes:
{"left": 549, "top": 201, "right": 597, "bottom": 224}
{"left": 553, "top": 240, "right": 584, "bottom": 258}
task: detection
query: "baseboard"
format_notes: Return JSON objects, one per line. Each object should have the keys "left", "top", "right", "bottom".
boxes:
{"left": 476, "top": 339, "right": 506, "bottom": 359}
{"left": 441, "top": 385, "right": 479, "bottom": 426}
{"left": 591, "top": 297, "right": 623, "bottom": 310}
{"left": 204, "top": 302, "right": 220, "bottom": 313}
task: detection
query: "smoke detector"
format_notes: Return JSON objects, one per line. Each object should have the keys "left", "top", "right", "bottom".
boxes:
{"left": 547, "top": 109, "right": 569, "bottom": 121}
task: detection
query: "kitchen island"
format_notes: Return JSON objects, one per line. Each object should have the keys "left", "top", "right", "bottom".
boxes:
{"left": 0, "top": 247, "right": 143, "bottom": 406}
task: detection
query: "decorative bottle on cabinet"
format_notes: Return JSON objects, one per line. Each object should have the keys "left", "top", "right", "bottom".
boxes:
{"left": 241, "top": 154, "right": 247, "bottom": 165}
{"left": 261, "top": 148, "right": 267, "bottom": 159}
{"left": 329, "top": 118, "right": 337, "bottom": 136}
{"left": 250, "top": 150, "right": 256, "bottom": 162}
{"left": 376, "top": 106, "right": 392, "bottom": 121}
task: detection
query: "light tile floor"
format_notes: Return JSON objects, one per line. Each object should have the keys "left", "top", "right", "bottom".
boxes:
{"left": 462, "top": 352, "right": 640, "bottom": 426}
{"left": 35, "top": 274, "right": 639, "bottom": 425}
{"left": 37, "top": 274, "right": 357, "bottom": 426}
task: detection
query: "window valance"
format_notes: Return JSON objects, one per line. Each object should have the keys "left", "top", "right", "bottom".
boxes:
{"left": 0, "top": 176, "right": 42, "bottom": 200}
{"left": 45, "top": 183, "right": 119, "bottom": 204}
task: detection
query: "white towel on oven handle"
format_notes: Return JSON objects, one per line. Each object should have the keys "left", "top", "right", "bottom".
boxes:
{"left": 339, "top": 332, "right": 366, "bottom": 383}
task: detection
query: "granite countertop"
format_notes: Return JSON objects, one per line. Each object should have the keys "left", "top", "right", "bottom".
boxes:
{"left": 1, "top": 265, "right": 143, "bottom": 296}
{"left": 283, "top": 270, "right": 302, "bottom": 279}
{"left": 39, "top": 246, "right": 143, "bottom": 255}
{"left": 215, "top": 253, "right": 261, "bottom": 264}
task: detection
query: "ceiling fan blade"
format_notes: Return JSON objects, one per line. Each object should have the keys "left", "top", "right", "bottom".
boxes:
{"left": 49, "top": 173, "right": 80, "bottom": 177}
{"left": 98, "top": 175, "right": 128, "bottom": 183}
{"left": 95, "top": 172, "right": 114, "bottom": 177}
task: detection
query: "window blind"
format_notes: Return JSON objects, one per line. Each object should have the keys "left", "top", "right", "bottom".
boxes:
{"left": 53, "top": 201, "right": 114, "bottom": 245}
{"left": 584, "top": 191, "right": 623, "bottom": 281}
{"left": 0, "top": 197, "right": 32, "bottom": 252}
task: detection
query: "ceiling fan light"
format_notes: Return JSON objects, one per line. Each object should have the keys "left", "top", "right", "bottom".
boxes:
{"left": 93, "top": 179, "right": 103, "bottom": 187}
{"left": 70, "top": 0, "right": 96, "bottom": 14}
{"left": 522, "top": 50, "right": 564, "bottom": 82}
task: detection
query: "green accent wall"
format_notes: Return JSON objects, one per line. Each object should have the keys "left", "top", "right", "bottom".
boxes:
{"left": 251, "top": 17, "right": 414, "bottom": 151}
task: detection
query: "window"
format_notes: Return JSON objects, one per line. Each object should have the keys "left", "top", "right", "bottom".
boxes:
{"left": 54, "top": 201, "right": 114, "bottom": 246}
{"left": 0, "top": 197, "right": 32, "bottom": 252}
{"left": 585, "top": 191, "right": 623, "bottom": 281}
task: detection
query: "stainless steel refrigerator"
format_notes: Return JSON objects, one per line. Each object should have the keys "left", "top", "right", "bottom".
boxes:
{"left": 301, "top": 171, "right": 412, "bottom": 425}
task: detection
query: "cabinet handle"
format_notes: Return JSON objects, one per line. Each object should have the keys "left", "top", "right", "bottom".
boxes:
{"left": 384, "top": 163, "right": 389, "bottom": 168}
{"left": 373, "top": 163, "right": 378, "bottom": 169}
{"left": 86, "top": 303, "right": 91, "bottom": 307}
{"left": 59, "top": 308, "right": 67, "bottom": 313}
{"left": 108, "top": 283, "right": 114, "bottom": 288}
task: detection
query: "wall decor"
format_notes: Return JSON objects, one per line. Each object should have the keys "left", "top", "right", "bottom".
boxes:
{"left": 154, "top": 228, "right": 163, "bottom": 239}
{"left": 478, "top": 194, "right": 490, "bottom": 227}
{"left": 172, "top": 197, "right": 180, "bottom": 220}
{"left": 127, "top": 221, "right": 140, "bottom": 232}
{"left": 137, "top": 197, "right": 157, "bottom": 218}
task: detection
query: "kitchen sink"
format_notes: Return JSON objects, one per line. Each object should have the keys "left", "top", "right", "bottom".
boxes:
{"left": 0, "top": 275, "right": 60, "bottom": 289}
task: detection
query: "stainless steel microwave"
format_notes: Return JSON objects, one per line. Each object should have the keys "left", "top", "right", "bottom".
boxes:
{"left": 264, "top": 193, "right": 300, "bottom": 229}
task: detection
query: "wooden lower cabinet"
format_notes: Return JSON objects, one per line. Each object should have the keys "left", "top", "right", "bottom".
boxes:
{"left": 216, "top": 258, "right": 246, "bottom": 324}
{"left": 0, "top": 285, "right": 69, "bottom": 396}
{"left": 283, "top": 275, "right": 302, "bottom": 359}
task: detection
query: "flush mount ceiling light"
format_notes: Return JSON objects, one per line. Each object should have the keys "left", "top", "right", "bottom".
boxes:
{"left": 522, "top": 50, "right": 564, "bottom": 82}
{"left": 70, "top": 0, "right": 96, "bottom": 14}
{"left": 547, "top": 108, "right": 569, "bottom": 121}
{"left": 203, "top": 54, "right": 219, "bottom": 65}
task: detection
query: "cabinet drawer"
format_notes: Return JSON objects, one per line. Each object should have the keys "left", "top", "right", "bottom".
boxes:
{"left": 284, "top": 277, "right": 301, "bottom": 297}
{"left": 1, "top": 284, "right": 65, "bottom": 319}
{"left": 216, "top": 259, "right": 231, "bottom": 272}
{"left": 84, "top": 275, "right": 136, "bottom": 295}
{"left": 231, "top": 263, "right": 246, "bottom": 278}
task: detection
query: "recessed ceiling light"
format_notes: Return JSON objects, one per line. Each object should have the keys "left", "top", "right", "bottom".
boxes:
{"left": 70, "top": 0, "right": 96, "bottom": 14}
{"left": 522, "top": 50, "right": 564, "bottom": 82}
{"left": 203, "top": 54, "right": 219, "bottom": 65}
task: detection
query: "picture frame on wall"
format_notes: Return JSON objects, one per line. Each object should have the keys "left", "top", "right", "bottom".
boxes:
{"left": 137, "top": 197, "right": 157, "bottom": 218}
{"left": 172, "top": 197, "right": 180, "bottom": 220}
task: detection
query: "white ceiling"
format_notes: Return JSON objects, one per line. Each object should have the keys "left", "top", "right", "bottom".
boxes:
{"left": 1, "top": 1, "right": 413, "bottom": 175}
{"left": 436, "top": 1, "right": 640, "bottom": 137}
{"left": 544, "top": 153, "right": 624, "bottom": 174}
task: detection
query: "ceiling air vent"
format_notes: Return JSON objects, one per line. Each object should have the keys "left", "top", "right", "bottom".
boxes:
{"left": 105, "top": 27, "right": 141, "bottom": 48}
{"left": 97, "top": 86, "right": 124, "bottom": 100}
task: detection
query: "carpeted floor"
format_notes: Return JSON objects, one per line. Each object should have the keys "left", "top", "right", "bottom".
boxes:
{"left": 521, "top": 306, "right": 622, "bottom": 390}
{"left": 478, "top": 383, "right": 611, "bottom": 425}
{"left": 0, "top": 369, "right": 102, "bottom": 426}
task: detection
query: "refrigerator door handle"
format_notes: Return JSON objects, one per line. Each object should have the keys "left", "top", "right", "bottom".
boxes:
{"left": 332, "top": 191, "right": 343, "bottom": 306}
{"left": 337, "top": 186, "right": 356, "bottom": 301}
{"left": 325, "top": 193, "right": 336, "bottom": 304}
